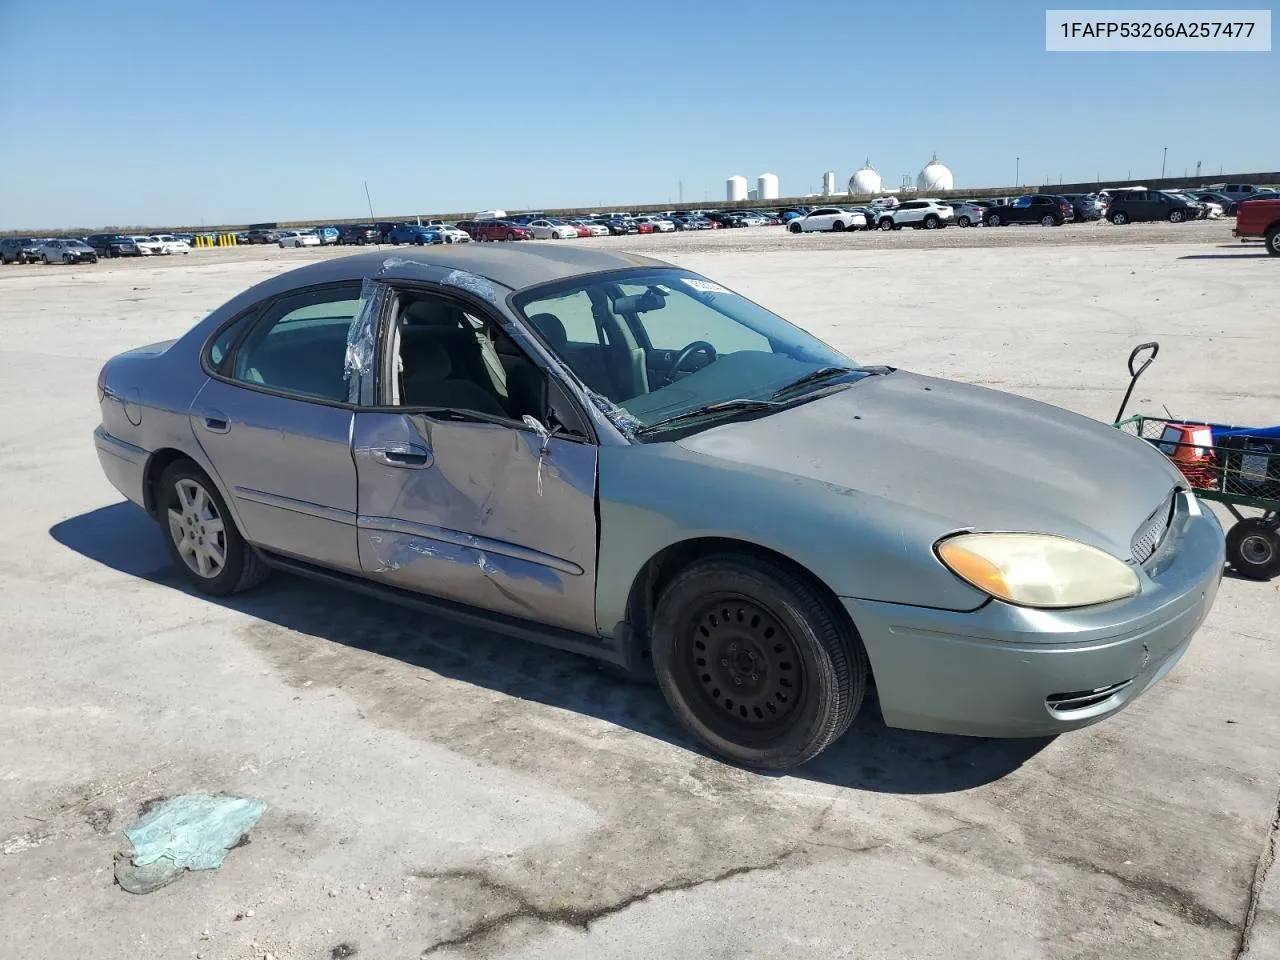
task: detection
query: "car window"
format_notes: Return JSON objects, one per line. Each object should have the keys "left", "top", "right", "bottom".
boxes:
{"left": 230, "top": 284, "right": 366, "bottom": 402}
{"left": 515, "top": 268, "right": 854, "bottom": 429}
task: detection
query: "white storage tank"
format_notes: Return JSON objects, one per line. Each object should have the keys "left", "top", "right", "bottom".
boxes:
{"left": 822, "top": 171, "right": 836, "bottom": 195}
{"left": 916, "top": 155, "right": 955, "bottom": 192}
{"left": 849, "top": 161, "right": 882, "bottom": 195}
{"left": 757, "top": 173, "right": 779, "bottom": 200}
{"left": 726, "top": 176, "right": 748, "bottom": 202}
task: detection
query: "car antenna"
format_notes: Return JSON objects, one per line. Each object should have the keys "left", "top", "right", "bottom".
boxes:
{"left": 364, "top": 180, "right": 381, "bottom": 249}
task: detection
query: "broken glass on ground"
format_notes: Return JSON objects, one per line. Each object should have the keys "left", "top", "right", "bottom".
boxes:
{"left": 114, "top": 794, "right": 265, "bottom": 894}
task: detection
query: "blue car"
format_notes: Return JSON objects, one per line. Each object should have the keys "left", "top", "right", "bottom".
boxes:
{"left": 387, "top": 224, "right": 443, "bottom": 246}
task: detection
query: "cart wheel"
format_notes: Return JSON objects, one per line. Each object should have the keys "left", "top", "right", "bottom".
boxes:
{"left": 1225, "top": 518, "right": 1280, "bottom": 581}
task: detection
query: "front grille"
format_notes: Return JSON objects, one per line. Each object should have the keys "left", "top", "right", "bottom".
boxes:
{"left": 1131, "top": 489, "right": 1177, "bottom": 564}
{"left": 1046, "top": 679, "right": 1134, "bottom": 714}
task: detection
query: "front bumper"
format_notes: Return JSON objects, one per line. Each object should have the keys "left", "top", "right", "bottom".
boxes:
{"left": 94, "top": 427, "right": 148, "bottom": 511}
{"left": 844, "top": 493, "right": 1224, "bottom": 738}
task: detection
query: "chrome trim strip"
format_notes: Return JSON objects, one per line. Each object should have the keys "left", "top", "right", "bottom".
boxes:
{"left": 357, "top": 514, "right": 584, "bottom": 576}
{"left": 234, "top": 486, "right": 356, "bottom": 525}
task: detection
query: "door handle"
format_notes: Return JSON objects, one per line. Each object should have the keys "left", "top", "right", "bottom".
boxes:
{"left": 370, "top": 442, "right": 433, "bottom": 469}
{"left": 201, "top": 410, "right": 230, "bottom": 433}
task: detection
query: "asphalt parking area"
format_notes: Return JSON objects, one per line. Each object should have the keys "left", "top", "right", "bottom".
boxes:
{"left": 2, "top": 229, "right": 1277, "bottom": 960}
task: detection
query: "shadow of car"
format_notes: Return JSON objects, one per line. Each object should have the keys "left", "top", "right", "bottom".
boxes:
{"left": 50, "top": 501, "right": 1051, "bottom": 794}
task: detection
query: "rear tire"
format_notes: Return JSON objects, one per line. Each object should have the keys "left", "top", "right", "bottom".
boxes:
{"left": 923, "top": 214, "right": 940, "bottom": 229}
{"left": 156, "top": 460, "right": 271, "bottom": 596}
{"left": 651, "top": 554, "right": 867, "bottom": 770}
{"left": 1040, "top": 214, "right": 1056, "bottom": 227}
{"left": 1169, "top": 209, "right": 1185, "bottom": 223}
{"left": 1226, "top": 519, "right": 1280, "bottom": 580}
{"left": 789, "top": 222, "right": 802, "bottom": 234}
{"left": 988, "top": 213, "right": 1002, "bottom": 227}
{"left": 878, "top": 218, "right": 893, "bottom": 231}
{"left": 832, "top": 220, "right": 845, "bottom": 232}
{"left": 1266, "top": 227, "right": 1280, "bottom": 257}
{"left": 957, "top": 215, "right": 971, "bottom": 227}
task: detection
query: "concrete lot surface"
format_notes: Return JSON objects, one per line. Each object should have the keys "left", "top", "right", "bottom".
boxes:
{"left": 1, "top": 226, "right": 1277, "bottom": 960}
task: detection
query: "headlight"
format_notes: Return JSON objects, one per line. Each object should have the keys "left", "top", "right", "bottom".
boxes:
{"left": 936, "top": 533, "right": 1139, "bottom": 608}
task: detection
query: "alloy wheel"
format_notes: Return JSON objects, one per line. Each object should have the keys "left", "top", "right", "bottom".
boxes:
{"left": 166, "top": 478, "right": 227, "bottom": 579}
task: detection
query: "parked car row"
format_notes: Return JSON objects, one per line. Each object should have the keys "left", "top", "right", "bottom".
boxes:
{"left": 1, "top": 232, "right": 193, "bottom": 264}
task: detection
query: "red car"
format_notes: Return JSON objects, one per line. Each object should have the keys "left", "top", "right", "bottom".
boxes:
{"left": 456, "top": 219, "right": 534, "bottom": 242}
{"left": 635, "top": 222, "right": 655, "bottom": 234}
{"left": 1233, "top": 198, "right": 1280, "bottom": 256}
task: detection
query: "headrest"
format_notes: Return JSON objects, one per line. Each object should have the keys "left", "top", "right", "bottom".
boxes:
{"left": 402, "top": 298, "right": 463, "bottom": 328}
{"left": 401, "top": 339, "right": 451, "bottom": 382}
{"left": 527, "top": 312, "right": 568, "bottom": 349}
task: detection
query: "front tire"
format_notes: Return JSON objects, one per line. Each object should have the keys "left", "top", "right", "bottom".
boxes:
{"left": 957, "top": 215, "right": 971, "bottom": 227}
{"left": 1169, "top": 209, "right": 1185, "bottom": 223}
{"left": 1111, "top": 211, "right": 1128, "bottom": 225}
{"left": 878, "top": 218, "right": 893, "bottom": 231}
{"left": 831, "top": 220, "right": 845, "bottom": 232}
{"left": 651, "top": 555, "right": 867, "bottom": 770}
{"left": 988, "top": 213, "right": 1002, "bottom": 227}
{"left": 1266, "top": 227, "right": 1280, "bottom": 257}
{"left": 789, "top": 222, "right": 802, "bottom": 234}
{"left": 1226, "top": 519, "right": 1280, "bottom": 580}
{"left": 157, "top": 461, "right": 271, "bottom": 596}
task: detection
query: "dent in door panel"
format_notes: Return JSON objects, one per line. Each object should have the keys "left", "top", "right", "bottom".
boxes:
{"left": 353, "top": 413, "right": 598, "bottom": 632}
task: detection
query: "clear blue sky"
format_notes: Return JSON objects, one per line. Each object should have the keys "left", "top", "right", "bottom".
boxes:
{"left": 0, "top": 1, "right": 1274, "bottom": 228}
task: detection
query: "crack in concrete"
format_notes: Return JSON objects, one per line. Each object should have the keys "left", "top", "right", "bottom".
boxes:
{"left": 415, "top": 800, "right": 888, "bottom": 956}
{"left": 416, "top": 851, "right": 802, "bottom": 955}
{"left": 1059, "top": 856, "right": 1235, "bottom": 932}
{"left": 1234, "top": 780, "right": 1280, "bottom": 959}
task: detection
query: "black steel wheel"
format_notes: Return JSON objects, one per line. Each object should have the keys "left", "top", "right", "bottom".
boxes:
{"left": 1226, "top": 518, "right": 1280, "bottom": 580}
{"left": 651, "top": 555, "right": 867, "bottom": 770}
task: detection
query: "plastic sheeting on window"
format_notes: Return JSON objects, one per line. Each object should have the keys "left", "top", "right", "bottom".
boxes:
{"left": 344, "top": 279, "right": 390, "bottom": 404}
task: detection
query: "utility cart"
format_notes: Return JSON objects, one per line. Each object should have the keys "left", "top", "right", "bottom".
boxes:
{"left": 1114, "top": 342, "right": 1280, "bottom": 580}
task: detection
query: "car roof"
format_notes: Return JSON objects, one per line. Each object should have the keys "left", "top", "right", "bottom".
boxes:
{"left": 261, "top": 246, "right": 671, "bottom": 293}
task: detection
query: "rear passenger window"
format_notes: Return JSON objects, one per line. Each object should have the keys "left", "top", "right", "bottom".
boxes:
{"left": 231, "top": 283, "right": 366, "bottom": 402}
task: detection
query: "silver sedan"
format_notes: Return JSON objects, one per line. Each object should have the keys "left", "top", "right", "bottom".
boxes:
{"left": 93, "top": 246, "right": 1224, "bottom": 769}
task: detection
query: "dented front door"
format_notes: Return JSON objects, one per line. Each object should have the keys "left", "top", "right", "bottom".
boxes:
{"left": 351, "top": 411, "right": 599, "bottom": 635}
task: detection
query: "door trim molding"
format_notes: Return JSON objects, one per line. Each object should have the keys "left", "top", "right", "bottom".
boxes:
{"left": 235, "top": 486, "right": 356, "bottom": 525}
{"left": 357, "top": 515, "right": 584, "bottom": 576}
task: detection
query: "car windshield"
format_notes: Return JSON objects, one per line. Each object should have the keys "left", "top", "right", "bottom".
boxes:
{"left": 513, "top": 267, "right": 869, "bottom": 435}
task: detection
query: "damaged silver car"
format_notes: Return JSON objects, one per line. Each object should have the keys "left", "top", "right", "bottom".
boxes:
{"left": 94, "top": 247, "right": 1225, "bottom": 769}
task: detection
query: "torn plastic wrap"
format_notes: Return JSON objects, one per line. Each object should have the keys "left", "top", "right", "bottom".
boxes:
{"left": 584, "top": 389, "right": 644, "bottom": 439}
{"left": 442, "top": 269, "right": 499, "bottom": 305}
{"left": 344, "top": 280, "right": 391, "bottom": 404}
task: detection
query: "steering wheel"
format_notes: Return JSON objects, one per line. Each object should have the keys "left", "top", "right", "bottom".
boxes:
{"left": 664, "top": 341, "right": 717, "bottom": 383}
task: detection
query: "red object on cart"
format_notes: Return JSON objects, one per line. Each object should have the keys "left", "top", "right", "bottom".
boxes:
{"left": 1157, "top": 423, "right": 1218, "bottom": 490}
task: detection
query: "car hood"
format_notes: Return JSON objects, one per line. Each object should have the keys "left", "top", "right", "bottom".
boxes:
{"left": 676, "top": 370, "right": 1181, "bottom": 559}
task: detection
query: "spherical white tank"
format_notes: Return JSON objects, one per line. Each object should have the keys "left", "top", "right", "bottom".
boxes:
{"left": 757, "top": 173, "right": 779, "bottom": 200}
{"left": 916, "top": 155, "right": 954, "bottom": 192}
{"left": 726, "top": 176, "right": 748, "bottom": 202}
{"left": 849, "top": 161, "right": 882, "bottom": 195}
{"left": 822, "top": 171, "right": 836, "bottom": 195}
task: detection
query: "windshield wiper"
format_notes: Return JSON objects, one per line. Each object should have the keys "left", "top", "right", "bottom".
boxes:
{"left": 635, "top": 398, "right": 784, "bottom": 436}
{"left": 769, "top": 366, "right": 865, "bottom": 400}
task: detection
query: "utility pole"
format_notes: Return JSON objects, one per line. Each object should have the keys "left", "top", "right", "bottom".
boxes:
{"left": 1161, "top": 146, "right": 1168, "bottom": 179}
{"left": 1015, "top": 156, "right": 1019, "bottom": 186}
{"left": 679, "top": 181, "right": 683, "bottom": 204}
